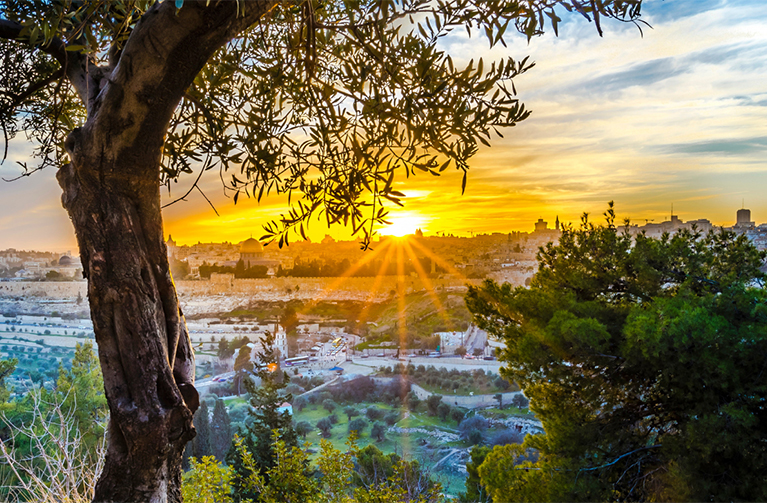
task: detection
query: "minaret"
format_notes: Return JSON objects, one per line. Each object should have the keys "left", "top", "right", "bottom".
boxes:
{"left": 555, "top": 216, "right": 560, "bottom": 231}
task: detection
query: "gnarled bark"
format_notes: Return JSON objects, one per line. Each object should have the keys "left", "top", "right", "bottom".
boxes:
{"left": 52, "top": 2, "right": 274, "bottom": 501}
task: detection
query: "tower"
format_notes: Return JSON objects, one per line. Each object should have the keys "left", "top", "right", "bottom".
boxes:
{"left": 737, "top": 208, "right": 752, "bottom": 225}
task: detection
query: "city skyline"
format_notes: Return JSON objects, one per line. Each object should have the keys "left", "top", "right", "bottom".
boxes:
{"left": 0, "top": 0, "right": 765, "bottom": 249}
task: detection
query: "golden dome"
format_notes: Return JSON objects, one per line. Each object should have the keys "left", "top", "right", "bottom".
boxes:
{"left": 240, "top": 237, "right": 263, "bottom": 254}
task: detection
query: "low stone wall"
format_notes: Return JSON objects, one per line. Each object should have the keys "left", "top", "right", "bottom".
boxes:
{"left": 371, "top": 376, "right": 522, "bottom": 410}
{"left": 410, "top": 383, "right": 523, "bottom": 409}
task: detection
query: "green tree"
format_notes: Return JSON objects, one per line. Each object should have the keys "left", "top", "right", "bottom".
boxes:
{"left": 233, "top": 345, "right": 252, "bottom": 395}
{"left": 511, "top": 394, "right": 529, "bottom": 409}
{"left": 370, "top": 422, "right": 386, "bottom": 442}
{"left": 384, "top": 412, "right": 399, "bottom": 426}
{"left": 218, "top": 339, "right": 235, "bottom": 361}
{"left": 365, "top": 406, "right": 382, "bottom": 421}
{"left": 343, "top": 406, "right": 358, "bottom": 422}
{"left": 0, "top": 357, "right": 17, "bottom": 404}
{"left": 467, "top": 204, "right": 767, "bottom": 502}
{"left": 228, "top": 330, "right": 297, "bottom": 500}
{"left": 210, "top": 398, "right": 233, "bottom": 462}
{"left": 348, "top": 418, "right": 367, "bottom": 436}
{"left": 322, "top": 398, "right": 337, "bottom": 414}
{"left": 0, "top": 1, "right": 643, "bottom": 498}
{"left": 295, "top": 420, "right": 312, "bottom": 439}
{"left": 459, "top": 446, "right": 492, "bottom": 503}
{"left": 405, "top": 392, "right": 420, "bottom": 411}
{"left": 316, "top": 417, "right": 333, "bottom": 438}
{"left": 426, "top": 395, "right": 442, "bottom": 417}
{"left": 437, "top": 403, "right": 450, "bottom": 421}
{"left": 181, "top": 456, "right": 234, "bottom": 503}
{"left": 280, "top": 306, "right": 300, "bottom": 358}
{"left": 232, "top": 434, "right": 444, "bottom": 503}
{"left": 451, "top": 408, "right": 465, "bottom": 426}
{"left": 55, "top": 341, "right": 108, "bottom": 450}
{"left": 353, "top": 444, "right": 440, "bottom": 501}
{"left": 191, "top": 401, "right": 212, "bottom": 459}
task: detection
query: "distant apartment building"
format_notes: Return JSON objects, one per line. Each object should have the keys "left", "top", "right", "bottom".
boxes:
{"left": 621, "top": 214, "right": 713, "bottom": 238}
{"left": 732, "top": 208, "right": 767, "bottom": 251}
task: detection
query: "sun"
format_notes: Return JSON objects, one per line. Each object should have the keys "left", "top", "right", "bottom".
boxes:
{"left": 380, "top": 215, "right": 425, "bottom": 237}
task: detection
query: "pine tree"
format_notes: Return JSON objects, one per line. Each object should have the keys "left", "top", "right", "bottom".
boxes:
{"left": 227, "top": 331, "right": 297, "bottom": 500}
{"left": 467, "top": 205, "right": 767, "bottom": 501}
{"left": 210, "top": 398, "right": 233, "bottom": 463}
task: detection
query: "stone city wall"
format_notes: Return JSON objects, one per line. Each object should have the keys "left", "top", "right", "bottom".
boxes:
{"left": 0, "top": 275, "right": 478, "bottom": 303}
{"left": 0, "top": 281, "right": 87, "bottom": 299}
{"left": 175, "top": 275, "right": 477, "bottom": 302}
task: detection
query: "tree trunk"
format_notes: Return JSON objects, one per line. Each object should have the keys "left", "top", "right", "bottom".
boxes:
{"left": 57, "top": 139, "right": 197, "bottom": 502}
{"left": 51, "top": 2, "right": 275, "bottom": 501}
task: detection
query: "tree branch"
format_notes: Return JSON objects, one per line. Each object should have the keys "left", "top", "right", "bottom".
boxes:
{"left": 162, "top": 156, "right": 213, "bottom": 209}
{"left": 0, "top": 68, "right": 64, "bottom": 108}
{"left": 0, "top": 18, "right": 91, "bottom": 105}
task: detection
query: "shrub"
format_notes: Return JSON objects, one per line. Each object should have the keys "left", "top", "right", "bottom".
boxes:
{"left": 467, "top": 429, "right": 483, "bottom": 445}
{"left": 489, "top": 428, "right": 525, "bottom": 447}
{"left": 459, "top": 416, "right": 489, "bottom": 442}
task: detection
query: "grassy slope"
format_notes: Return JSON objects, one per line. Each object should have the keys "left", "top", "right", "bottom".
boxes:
{"left": 366, "top": 291, "right": 471, "bottom": 340}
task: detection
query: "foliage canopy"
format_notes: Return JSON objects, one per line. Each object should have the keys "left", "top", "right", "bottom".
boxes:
{"left": 466, "top": 203, "right": 767, "bottom": 501}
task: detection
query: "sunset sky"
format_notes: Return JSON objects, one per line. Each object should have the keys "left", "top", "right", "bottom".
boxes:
{"left": 1, "top": 0, "right": 765, "bottom": 251}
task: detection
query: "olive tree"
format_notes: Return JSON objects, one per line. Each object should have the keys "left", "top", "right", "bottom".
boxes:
{"left": 0, "top": 0, "right": 643, "bottom": 501}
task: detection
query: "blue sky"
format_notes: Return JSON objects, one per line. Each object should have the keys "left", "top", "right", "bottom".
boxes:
{"left": 1, "top": 0, "right": 766, "bottom": 249}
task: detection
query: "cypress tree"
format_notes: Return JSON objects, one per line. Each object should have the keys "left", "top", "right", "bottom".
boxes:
{"left": 210, "top": 398, "right": 233, "bottom": 462}
{"left": 191, "top": 401, "right": 211, "bottom": 459}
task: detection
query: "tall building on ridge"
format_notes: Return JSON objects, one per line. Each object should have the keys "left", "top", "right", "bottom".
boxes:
{"left": 736, "top": 208, "right": 754, "bottom": 229}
